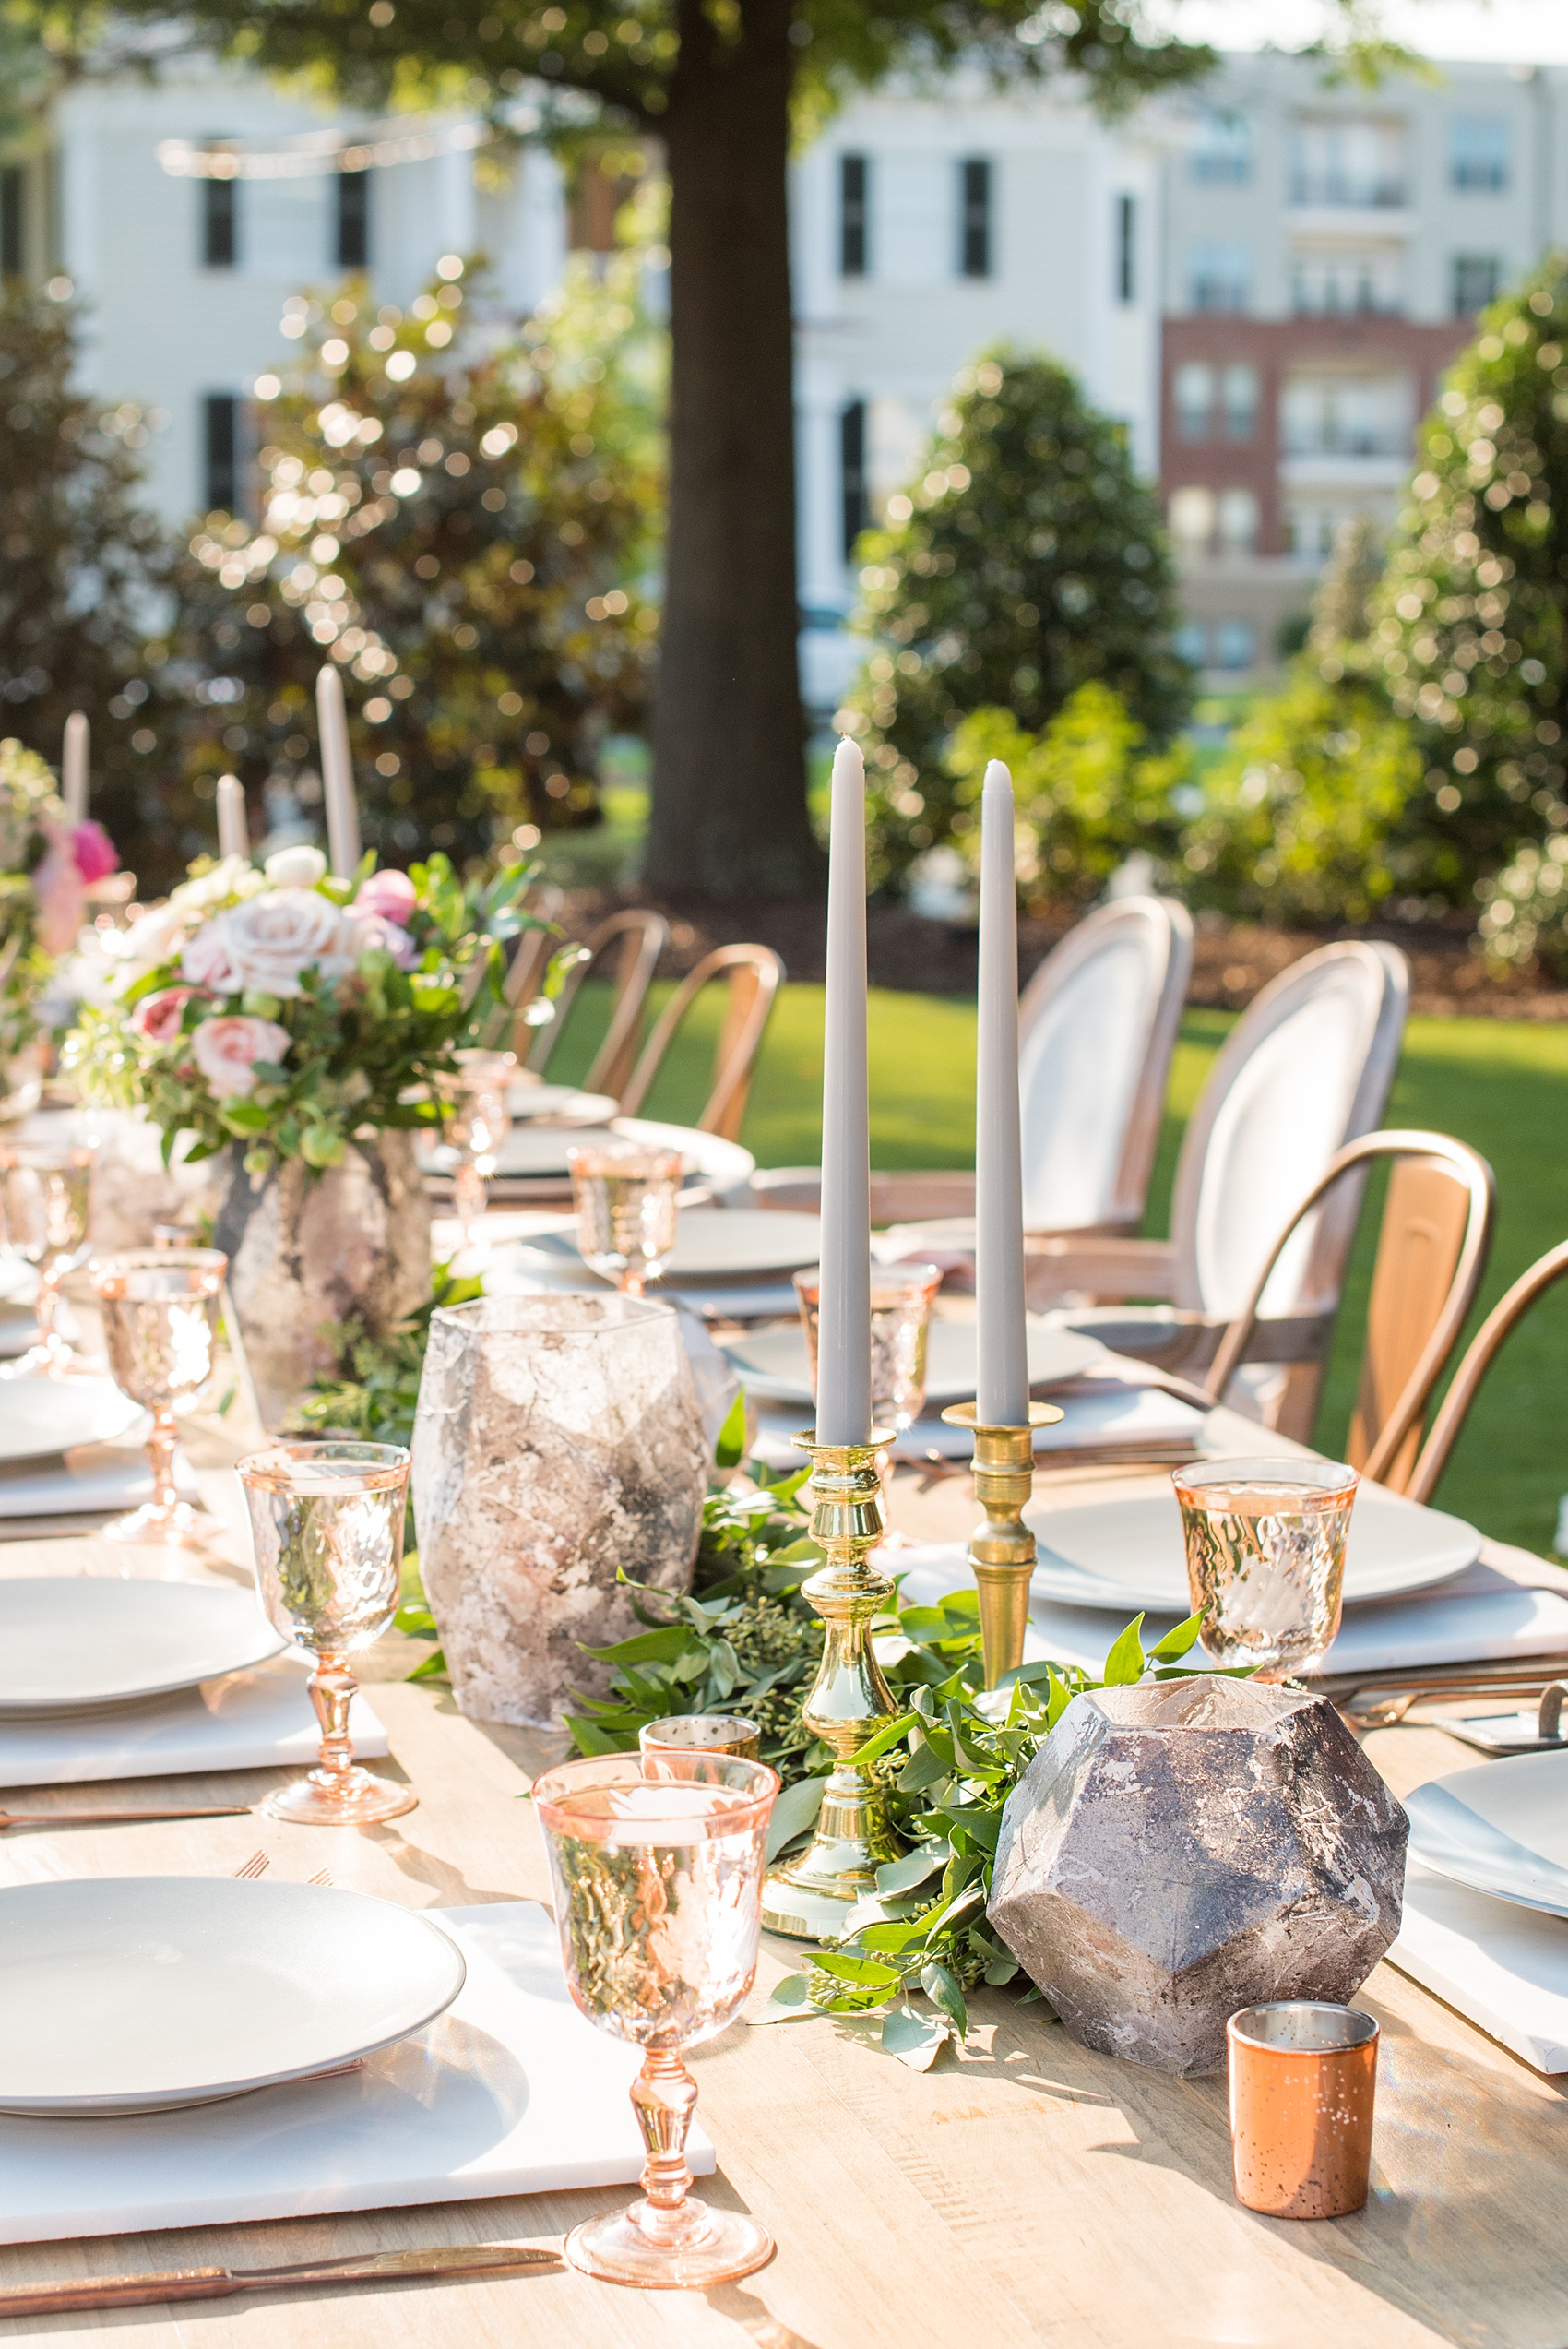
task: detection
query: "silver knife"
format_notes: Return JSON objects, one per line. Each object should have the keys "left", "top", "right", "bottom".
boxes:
{"left": 0, "top": 2241, "right": 563, "bottom": 2317}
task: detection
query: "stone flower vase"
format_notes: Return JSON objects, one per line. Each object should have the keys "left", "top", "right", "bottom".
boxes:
{"left": 410, "top": 1293, "right": 707, "bottom": 1728}
{"left": 209, "top": 1130, "right": 431, "bottom": 1429}
{"left": 987, "top": 1676, "right": 1408, "bottom": 2077}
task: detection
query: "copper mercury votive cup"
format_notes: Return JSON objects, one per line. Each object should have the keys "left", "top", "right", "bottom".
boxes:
{"left": 1228, "top": 2001, "right": 1379, "bottom": 2219}
{"left": 639, "top": 1713, "right": 762, "bottom": 1762}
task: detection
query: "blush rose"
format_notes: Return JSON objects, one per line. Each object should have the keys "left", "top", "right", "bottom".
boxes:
{"left": 189, "top": 1013, "right": 290, "bottom": 1100}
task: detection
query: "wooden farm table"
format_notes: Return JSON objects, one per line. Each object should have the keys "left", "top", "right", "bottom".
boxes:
{"left": 0, "top": 1416, "right": 1566, "bottom": 2349}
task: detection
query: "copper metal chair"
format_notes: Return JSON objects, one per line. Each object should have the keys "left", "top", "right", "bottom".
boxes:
{"left": 526, "top": 909, "right": 670, "bottom": 1101}
{"left": 1402, "top": 1237, "right": 1568, "bottom": 1506}
{"left": 1201, "top": 1130, "right": 1495, "bottom": 1489}
{"left": 618, "top": 943, "right": 785, "bottom": 1141}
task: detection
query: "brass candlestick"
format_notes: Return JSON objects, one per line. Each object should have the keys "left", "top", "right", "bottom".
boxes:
{"left": 941, "top": 1401, "right": 1063, "bottom": 1688}
{"left": 759, "top": 1430, "right": 907, "bottom": 1941}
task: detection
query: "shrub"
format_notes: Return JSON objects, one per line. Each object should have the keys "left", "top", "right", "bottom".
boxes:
{"left": 843, "top": 350, "right": 1191, "bottom": 890}
{"left": 164, "top": 252, "right": 663, "bottom": 873}
{"left": 945, "top": 685, "right": 1186, "bottom": 910}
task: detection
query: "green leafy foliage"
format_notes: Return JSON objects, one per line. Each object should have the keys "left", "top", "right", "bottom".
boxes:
{"left": 1369, "top": 257, "right": 1568, "bottom": 938}
{"left": 945, "top": 684, "right": 1187, "bottom": 911}
{"left": 844, "top": 351, "right": 1191, "bottom": 892}
{"left": 165, "top": 255, "right": 662, "bottom": 873}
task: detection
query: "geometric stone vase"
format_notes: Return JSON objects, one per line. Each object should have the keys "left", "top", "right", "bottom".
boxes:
{"left": 987, "top": 1677, "right": 1408, "bottom": 2077}
{"left": 209, "top": 1130, "right": 432, "bottom": 1432}
{"left": 410, "top": 1293, "right": 707, "bottom": 1729}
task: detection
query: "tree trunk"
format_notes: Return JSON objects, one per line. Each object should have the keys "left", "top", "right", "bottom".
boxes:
{"left": 642, "top": 0, "right": 825, "bottom": 900}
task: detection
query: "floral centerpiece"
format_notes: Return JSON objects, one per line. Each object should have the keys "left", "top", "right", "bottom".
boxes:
{"left": 65, "top": 840, "right": 558, "bottom": 1422}
{"left": 0, "top": 736, "right": 118, "bottom": 1106}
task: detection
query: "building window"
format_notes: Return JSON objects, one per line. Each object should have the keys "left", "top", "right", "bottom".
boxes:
{"left": 1190, "top": 109, "right": 1252, "bottom": 185}
{"left": 1173, "top": 362, "right": 1215, "bottom": 438}
{"left": 1173, "top": 621, "right": 1207, "bottom": 666}
{"left": 1222, "top": 364, "right": 1260, "bottom": 439}
{"left": 204, "top": 392, "right": 241, "bottom": 514}
{"left": 840, "top": 399, "right": 868, "bottom": 559}
{"left": 1115, "top": 193, "right": 1135, "bottom": 304}
{"left": 202, "top": 163, "right": 238, "bottom": 269}
{"left": 958, "top": 158, "right": 991, "bottom": 278}
{"left": 1451, "top": 116, "right": 1509, "bottom": 191}
{"left": 1215, "top": 619, "right": 1256, "bottom": 670}
{"left": 335, "top": 169, "right": 370, "bottom": 268}
{"left": 1169, "top": 485, "right": 1217, "bottom": 552}
{"left": 1280, "top": 373, "right": 1411, "bottom": 459}
{"left": 1291, "top": 116, "right": 1406, "bottom": 208}
{"left": 1453, "top": 253, "right": 1501, "bottom": 314}
{"left": 839, "top": 155, "right": 869, "bottom": 279}
{"left": 1218, "top": 488, "right": 1259, "bottom": 551}
{"left": 0, "top": 167, "right": 22, "bottom": 277}
{"left": 1188, "top": 243, "right": 1251, "bottom": 315}
{"left": 1290, "top": 243, "right": 1401, "bottom": 316}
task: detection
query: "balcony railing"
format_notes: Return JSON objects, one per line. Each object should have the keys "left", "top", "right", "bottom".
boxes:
{"left": 1282, "top": 430, "right": 1407, "bottom": 459}
{"left": 1290, "top": 173, "right": 1407, "bottom": 209}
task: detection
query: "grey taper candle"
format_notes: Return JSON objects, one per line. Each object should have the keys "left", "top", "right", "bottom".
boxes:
{"left": 216, "top": 772, "right": 248, "bottom": 861}
{"left": 61, "top": 713, "right": 89, "bottom": 824}
{"left": 316, "top": 664, "right": 361, "bottom": 877}
{"left": 976, "top": 758, "right": 1028, "bottom": 1425}
{"left": 816, "top": 736, "right": 872, "bottom": 1446}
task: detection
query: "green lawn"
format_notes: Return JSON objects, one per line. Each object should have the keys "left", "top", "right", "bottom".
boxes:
{"left": 547, "top": 983, "right": 1568, "bottom": 1556}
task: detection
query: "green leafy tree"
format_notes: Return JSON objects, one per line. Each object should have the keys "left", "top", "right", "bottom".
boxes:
{"left": 944, "top": 684, "right": 1186, "bottom": 910}
{"left": 164, "top": 254, "right": 660, "bottom": 876}
{"left": 847, "top": 352, "right": 1191, "bottom": 890}
{"left": 54, "top": 0, "right": 1216, "bottom": 900}
{"left": 1369, "top": 258, "right": 1568, "bottom": 906}
{"left": 0, "top": 285, "right": 170, "bottom": 878}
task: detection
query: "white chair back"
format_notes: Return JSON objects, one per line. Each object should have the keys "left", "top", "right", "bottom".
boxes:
{"left": 1016, "top": 897, "right": 1193, "bottom": 1232}
{"left": 1171, "top": 942, "right": 1408, "bottom": 1321}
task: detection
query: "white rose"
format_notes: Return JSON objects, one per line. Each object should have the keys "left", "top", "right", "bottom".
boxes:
{"left": 264, "top": 843, "right": 327, "bottom": 888}
{"left": 211, "top": 888, "right": 358, "bottom": 999}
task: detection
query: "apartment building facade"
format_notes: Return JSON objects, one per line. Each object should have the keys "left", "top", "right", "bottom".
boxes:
{"left": 1157, "top": 53, "right": 1568, "bottom": 678}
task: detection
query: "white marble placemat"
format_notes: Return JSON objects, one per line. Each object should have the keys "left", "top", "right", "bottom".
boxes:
{"left": 0, "top": 1901, "right": 711, "bottom": 2244}
{"left": 1388, "top": 1861, "right": 1568, "bottom": 2073}
{"left": 0, "top": 1442, "right": 194, "bottom": 1521}
{"left": 0, "top": 1656, "right": 386, "bottom": 1788}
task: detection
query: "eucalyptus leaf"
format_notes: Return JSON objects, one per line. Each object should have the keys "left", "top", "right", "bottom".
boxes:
{"left": 881, "top": 2002, "right": 951, "bottom": 2071}
{"left": 765, "top": 1772, "right": 826, "bottom": 1864}
{"left": 920, "top": 1960, "right": 969, "bottom": 2039}
{"left": 754, "top": 1974, "right": 823, "bottom": 2026}
{"left": 874, "top": 1846, "right": 948, "bottom": 1897}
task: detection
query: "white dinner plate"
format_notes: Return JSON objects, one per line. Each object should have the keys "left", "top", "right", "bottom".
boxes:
{"left": 0, "top": 1580, "right": 286, "bottom": 1716}
{"left": 1024, "top": 1481, "right": 1482, "bottom": 1613}
{"left": 0, "top": 1377, "right": 146, "bottom": 1465}
{"left": 504, "top": 1083, "right": 617, "bottom": 1125}
{"left": 521, "top": 1208, "right": 823, "bottom": 1287}
{"left": 1406, "top": 1753, "right": 1568, "bottom": 1917}
{"left": 0, "top": 1878, "right": 466, "bottom": 2114}
{"left": 0, "top": 1258, "right": 37, "bottom": 1306}
{"left": 718, "top": 1318, "right": 1104, "bottom": 1408}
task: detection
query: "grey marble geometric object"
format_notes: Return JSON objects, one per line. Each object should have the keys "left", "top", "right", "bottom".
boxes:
{"left": 411, "top": 1294, "right": 706, "bottom": 1728}
{"left": 987, "top": 1677, "right": 1408, "bottom": 2076}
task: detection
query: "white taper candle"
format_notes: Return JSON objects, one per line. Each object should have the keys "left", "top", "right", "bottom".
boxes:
{"left": 976, "top": 758, "right": 1028, "bottom": 1425}
{"left": 316, "top": 665, "right": 362, "bottom": 878}
{"left": 61, "top": 713, "right": 89, "bottom": 824}
{"left": 216, "top": 773, "right": 248, "bottom": 862}
{"left": 816, "top": 736, "right": 873, "bottom": 1447}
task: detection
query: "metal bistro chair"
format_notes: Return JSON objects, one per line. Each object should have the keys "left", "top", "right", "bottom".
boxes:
{"left": 1202, "top": 1130, "right": 1495, "bottom": 1488}
{"left": 752, "top": 894, "right": 1193, "bottom": 1232}
{"left": 1403, "top": 1237, "right": 1568, "bottom": 1507}
{"left": 526, "top": 909, "right": 670, "bottom": 1102}
{"left": 1030, "top": 939, "right": 1410, "bottom": 1440}
{"left": 618, "top": 943, "right": 785, "bottom": 1142}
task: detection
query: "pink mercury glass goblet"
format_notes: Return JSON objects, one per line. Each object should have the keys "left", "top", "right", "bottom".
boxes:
{"left": 92, "top": 1247, "right": 228, "bottom": 1545}
{"left": 532, "top": 1748, "right": 779, "bottom": 2288}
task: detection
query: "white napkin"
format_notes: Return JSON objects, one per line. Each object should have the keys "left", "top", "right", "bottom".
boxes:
{"left": 0, "top": 1902, "right": 712, "bottom": 2245}
{"left": 0, "top": 1440, "right": 193, "bottom": 1521}
{"left": 891, "top": 1544, "right": 1568, "bottom": 1680}
{"left": 1389, "top": 1861, "right": 1568, "bottom": 2072}
{"left": 0, "top": 1655, "right": 387, "bottom": 1787}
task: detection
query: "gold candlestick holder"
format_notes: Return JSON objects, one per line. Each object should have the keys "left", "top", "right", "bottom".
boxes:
{"left": 759, "top": 1430, "right": 907, "bottom": 1942}
{"left": 940, "top": 1401, "right": 1063, "bottom": 1689}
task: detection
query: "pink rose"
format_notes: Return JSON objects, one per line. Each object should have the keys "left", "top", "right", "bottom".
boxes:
{"left": 30, "top": 838, "right": 86, "bottom": 956}
{"left": 181, "top": 921, "right": 239, "bottom": 993}
{"left": 132, "top": 987, "right": 197, "bottom": 1045}
{"left": 352, "top": 868, "right": 419, "bottom": 926}
{"left": 189, "top": 1013, "right": 290, "bottom": 1100}
{"left": 351, "top": 912, "right": 419, "bottom": 969}
{"left": 70, "top": 820, "right": 119, "bottom": 885}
